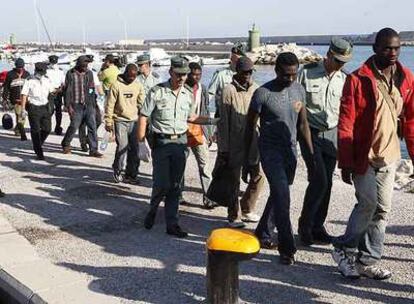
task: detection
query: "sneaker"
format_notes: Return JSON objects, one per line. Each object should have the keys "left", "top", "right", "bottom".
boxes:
{"left": 113, "top": 170, "right": 124, "bottom": 183}
{"left": 228, "top": 220, "right": 246, "bottom": 228}
{"left": 280, "top": 254, "right": 295, "bottom": 265}
{"left": 54, "top": 127, "right": 63, "bottom": 136}
{"left": 241, "top": 212, "right": 260, "bottom": 223}
{"left": 356, "top": 263, "right": 392, "bottom": 280}
{"left": 259, "top": 239, "right": 278, "bottom": 250}
{"left": 332, "top": 247, "right": 346, "bottom": 264}
{"left": 338, "top": 254, "right": 360, "bottom": 279}
{"left": 166, "top": 224, "right": 188, "bottom": 238}
{"left": 203, "top": 197, "right": 218, "bottom": 209}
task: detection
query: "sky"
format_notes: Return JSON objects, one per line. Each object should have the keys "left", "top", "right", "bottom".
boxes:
{"left": 1, "top": 0, "right": 413, "bottom": 43}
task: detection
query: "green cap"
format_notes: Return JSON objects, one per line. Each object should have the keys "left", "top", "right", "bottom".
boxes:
{"left": 137, "top": 54, "right": 151, "bottom": 65}
{"left": 329, "top": 37, "right": 353, "bottom": 63}
{"left": 170, "top": 56, "right": 190, "bottom": 74}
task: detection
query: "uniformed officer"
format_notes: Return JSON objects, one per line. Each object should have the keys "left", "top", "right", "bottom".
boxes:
{"left": 137, "top": 57, "right": 215, "bottom": 238}
{"left": 297, "top": 37, "right": 353, "bottom": 245}
{"left": 208, "top": 42, "right": 245, "bottom": 118}
{"left": 136, "top": 54, "right": 161, "bottom": 97}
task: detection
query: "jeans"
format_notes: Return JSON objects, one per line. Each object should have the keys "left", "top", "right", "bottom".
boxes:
{"left": 61, "top": 103, "right": 98, "bottom": 152}
{"left": 27, "top": 104, "right": 51, "bottom": 157}
{"left": 298, "top": 127, "right": 337, "bottom": 233}
{"left": 79, "top": 106, "right": 102, "bottom": 148}
{"left": 112, "top": 121, "right": 139, "bottom": 178}
{"left": 255, "top": 148, "right": 297, "bottom": 256}
{"left": 148, "top": 137, "right": 187, "bottom": 228}
{"left": 333, "top": 163, "right": 396, "bottom": 266}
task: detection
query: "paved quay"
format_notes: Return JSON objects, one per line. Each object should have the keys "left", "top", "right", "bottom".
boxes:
{"left": 0, "top": 112, "right": 413, "bottom": 304}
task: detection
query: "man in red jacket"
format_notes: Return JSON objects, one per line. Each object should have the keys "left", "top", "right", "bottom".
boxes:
{"left": 332, "top": 28, "right": 414, "bottom": 280}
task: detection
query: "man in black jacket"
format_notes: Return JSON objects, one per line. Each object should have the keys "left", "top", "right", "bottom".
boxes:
{"left": 2, "top": 58, "right": 30, "bottom": 140}
{"left": 61, "top": 56, "right": 102, "bottom": 157}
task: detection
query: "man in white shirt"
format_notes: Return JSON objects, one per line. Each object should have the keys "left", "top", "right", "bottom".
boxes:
{"left": 21, "top": 62, "right": 54, "bottom": 160}
{"left": 47, "top": 55, "right": 65, "bottom": 135}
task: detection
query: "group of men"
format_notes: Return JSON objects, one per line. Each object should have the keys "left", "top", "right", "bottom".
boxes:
{"left": 1, "top": 27, "right": 413, "bottom": 281}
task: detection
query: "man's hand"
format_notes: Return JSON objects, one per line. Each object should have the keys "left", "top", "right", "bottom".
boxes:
{"left": 105, "top": 124, "right": 114, "bottom": 133}
{"left": 21, "top": 110, "right": 28, "bottom": 120}
{"left": 67, "top": 105, "right": 75, "bottom": 117}
{"left": 341, "top": 168, "right": 354, "bottom": 185}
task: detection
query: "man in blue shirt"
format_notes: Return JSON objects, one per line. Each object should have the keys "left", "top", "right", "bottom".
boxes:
{"left": 245, "top": 52, "right": 315, "bottom": 265}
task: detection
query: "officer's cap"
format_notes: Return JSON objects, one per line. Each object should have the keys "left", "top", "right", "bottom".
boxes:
{"left": 35, "top": 62, "right": 48, "bottom": 73}
{"left": 329, "top": 37, "right": 353, "bottom": 63}
{"left": 137, "top": 54, "right": 151, "bottom": 65}
{"left": 170, "top": 57, "right": 190, "bottom": 74}
{"left": 231, "top": 42, "right": 246, "bottom": 56}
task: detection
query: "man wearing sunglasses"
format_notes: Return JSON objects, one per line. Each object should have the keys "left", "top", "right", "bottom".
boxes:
{"left": 297, "top": 37, "right": 353, "bottom": 246}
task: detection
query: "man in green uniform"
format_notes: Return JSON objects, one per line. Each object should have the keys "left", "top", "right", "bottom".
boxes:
{"left": 137, "top": 57, "right": 215, "bottom": 238}
{"left": 297, "top": 38, "right": 353, "bottom": 245}
{"left": 136, "top": 54, "right": 161, "bottom": 97}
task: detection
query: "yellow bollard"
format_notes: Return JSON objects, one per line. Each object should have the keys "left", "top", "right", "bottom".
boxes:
{"left": 206, "top": 228, "right": 260, "bottom": 304}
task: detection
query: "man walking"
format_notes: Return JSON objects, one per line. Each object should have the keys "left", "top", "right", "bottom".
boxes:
{"left": 105, "top": 64, "right": 145, "bottom": 184}
{"left": 216, "top": 56, "right": 264, "bottom": 227}
{"left": 20, "top": 63, "right": 54, "bottom": 160}
{"left": 61, "top": 56, "right": 102, "bottom": 157}
{"left": 136, "top": 54, "right": 161, "bottom": 97}
{"left": 2, "top": 58, "right": 30, "bottom": 140}
{"left": 208, "top": 43, "right": 245, "bottom": 118}
{"left": 47, "top": 55, "right": 65, "bottom": 135}
{"left": 245, "top": 53, "right": 314, "bottom": 265}
{"left": 180, "top": 62, "right": 214, "bottom": 208}
{"left": 332, "top": 28, "right": 414, "bottom": 280}
{"left": 98, "top": 54, "right": 120, "bottom": 95}
{"left": 138, "top": 57, "right": 215, "bottom": 238}
{"left": 297, "top": 38, "right": 353, "bottom": 245}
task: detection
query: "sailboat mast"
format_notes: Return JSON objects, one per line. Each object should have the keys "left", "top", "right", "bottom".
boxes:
{"left": 34, "top": 0, "right": 41, "bottom": 44}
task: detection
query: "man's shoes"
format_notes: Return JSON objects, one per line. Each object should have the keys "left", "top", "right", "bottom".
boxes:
{"left": 21, "top": 134, "right": 28, "bottom": 141}
{"left": 203, "top": 197, "right": 218, "bottom": 209}
{"left": 332, "top": 247, "right": 346, "bottom": 264}
{"left": 166, "top": 224, "right": 188, "bottom": 238}
{"left": 89, "top": 151, "right": 103, "bottom": 158}
{"left": 80, "top": 143, "right": 89, "bottom": 152}
{"left": 356, "top": 263, "right": 392, "bottom": 280}
{"left": 241, "top": 212, "right": 260, "bottom": 223}
{"left": 36, "top": 154, "right": 45, "bottom": 160}
{"left": 336, "top": 252, "right": 360, "bottom": 279}
{"left": 62, "top": 146, "right": 71, "bottom": 154}
{"left": 179, "top": 199, "right": 190, "bottom": 205}
{"left": 144, "top": 211, "right": 156, "bottom": 230}
{"left": 280, "top": 254, "right": 295, "bottom": 265}
{"left": 312, "top": 227, "right": 333, "bottom": 245}
{"left": 124, "top": 175, "right": 140, "bottom": 185}
{"left": 0, "top": 190, "right": 5, "bottom": 198}
{"left": 260, "top": 239, "right": 278, "bottom": 250}
{"left": 228, "top": 219, "right": 246, "bottom": 228}
{"left": 113, "top": 170, "right": 124, "bottom": 183}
